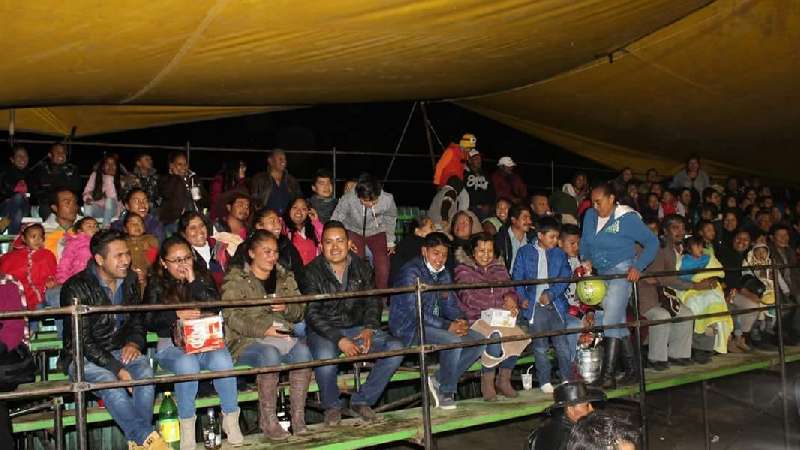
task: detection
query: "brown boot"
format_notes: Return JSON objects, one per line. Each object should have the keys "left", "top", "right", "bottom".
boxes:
{"left": 728, "top": 336, "right": 743, "bottom": 353}
{"left": 256, "top": 373, "right": 290, "bottom": 441}
{"left": 289, "top": 369, "right": 312, "bottom": 435}
{"left": 481, "top": 369, "right": 497, "bottom": 402}
{"left": 495, "top": 368, "right": 518, "bottom": 398}
{"left": 735, "top": 335, "right": 751, "bottom": 352}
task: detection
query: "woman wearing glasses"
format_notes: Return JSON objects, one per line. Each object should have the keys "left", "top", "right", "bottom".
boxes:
{"left": 145, "top": 236, "right": 243, "bottom": 450}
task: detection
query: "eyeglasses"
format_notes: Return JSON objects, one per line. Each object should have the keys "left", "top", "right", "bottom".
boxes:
{"left": 164, "top": 255, "right": 193, "bottom": 265}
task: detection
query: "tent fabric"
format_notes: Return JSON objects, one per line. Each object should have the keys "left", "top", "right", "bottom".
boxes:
{"left": 1, "top": 0, "right": 796, "bottom": 182}
{"left": 459, "top": 0, "right": 800, "bottom": 182}
{"left": 7, "top": 106, "right": 287, "bottom": 137}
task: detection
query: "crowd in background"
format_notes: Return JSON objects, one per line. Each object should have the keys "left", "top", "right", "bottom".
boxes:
{"left": 0, "top": 135, "right": 798, "bottom": 449}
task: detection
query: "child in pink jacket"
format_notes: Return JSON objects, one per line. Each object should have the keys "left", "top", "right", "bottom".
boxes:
{"left": 55, "top": 217, "right": 98, "bottom": 284}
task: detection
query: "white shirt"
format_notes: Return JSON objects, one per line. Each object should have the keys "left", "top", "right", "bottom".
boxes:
{"left": 195, "top": 244, "right": 212, "bottom": 268}
{"left": 596, "top": 215, "right": 611, "bottom": 234}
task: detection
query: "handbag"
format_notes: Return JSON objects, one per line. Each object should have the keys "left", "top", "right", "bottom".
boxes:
{"left": 0, "top": 344, "right": 37, "bottom": 392}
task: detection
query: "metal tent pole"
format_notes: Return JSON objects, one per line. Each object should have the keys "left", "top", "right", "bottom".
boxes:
{"left": 420, "top": 101, "right": 437, "bottom": 171}
{"left": 383, "top": 102, "right": 417, "bottom": 183}
{"left": 770, "top": 261, "right": 791, "bottom": 450}
{"left": 71, "top": 298, "right": 88, "bottom": 450}
{"left": 701, "top": 381, "right": 710, "bottom": 450}
{"left": 415, "top": 278, "right": 435, "bottom": 450}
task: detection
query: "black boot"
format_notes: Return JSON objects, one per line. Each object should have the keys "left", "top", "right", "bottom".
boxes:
{"left": 618, "top": 337, "right": 640, "bottom": 385}
{"left": 597, "top": 338, "right": 621, "bottom": 390}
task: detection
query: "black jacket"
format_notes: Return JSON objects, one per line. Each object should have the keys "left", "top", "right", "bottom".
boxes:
{"left": 157, "top": 173, "right": 207, "bottom": 224}
{"left": 0, "top": 165, "right": 32, "bottom": 203}
{"left": 60, "top": 262, "right": 145, "bottom": 375}
{"left": 144, "top": 272, "right": 220, "bottom": 338}
{"left": 31, "top": 161, "right": 82, "bottom": 209}
{"left": 229, "top": 234, "right": 303, "bottom": 280}
{"left": 494, "top": 224, "right": 535, "bottom": 271}
{"left": 531, "top": 413, "right": 573, "bottom": 450}
{"left": 301, "top": 253, "right": 382, "bottom": 343}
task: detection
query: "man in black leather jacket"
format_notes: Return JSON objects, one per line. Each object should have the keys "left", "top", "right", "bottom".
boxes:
{"left": 60, "top": 230, "right": 169, "bottom": 450}
{"left": 529, "top": 381, "right": 606, "bottom": 450}
{"left": 302, "top": 221, "right": 403, "bottom": 427}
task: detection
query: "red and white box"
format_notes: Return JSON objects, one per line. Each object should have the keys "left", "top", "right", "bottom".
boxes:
{"left": 180, "top": 315, "right": 225, "bottom": 354}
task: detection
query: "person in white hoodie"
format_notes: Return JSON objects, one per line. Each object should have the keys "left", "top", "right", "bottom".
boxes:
{"left": 331, "top": 173, "right": 397, "bottom": 289}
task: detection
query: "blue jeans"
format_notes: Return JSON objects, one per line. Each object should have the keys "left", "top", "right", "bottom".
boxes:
{"left": 236, "top": 340, "right": 312, "bottom": 368}
{"left": 531, "top": 303, "right": 573, "bottom": 386}
{"left": 413, "top": 328, "right": 485, "bottom": 394}
{"left": 599, "top": 260, "right": 634, "bottom": 338}
{"left": 485, "top": 331, "right": 518, "bottom": 371}
{"left": 0, "top": 193, "right": 29, "bottom": 234}
{"left": 84, "top": 198, "right": 118, "bottom": 228}
{"left": 565, "top": 315, "right": 583, "bottom": 363}
{"left": 308, "top": 327, "right": 403, "bottom": 410}
{"left": 156, "top": 344, "right": 239, "bottom": 419}
{"left": 70, "top": 350, "right": 155, "bottom": 445}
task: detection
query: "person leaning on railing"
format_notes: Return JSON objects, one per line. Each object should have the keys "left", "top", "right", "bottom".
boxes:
{"left": 60, "top": 229, "right": 171, "bottom": 450}
{"left": 221, "top": 230, "right": 312, "bottom": 441}
{"left": 302, "top": 221, "right": 404, "bottom": 426}
{"left": 580, "top": 182, "right": 659, "bottom": 390}
{"left": 144, "top": 236, "right": 243, "bottom": 450}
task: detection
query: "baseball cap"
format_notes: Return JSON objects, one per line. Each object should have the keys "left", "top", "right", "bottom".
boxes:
{"left": 497, "top": 156, "right": 516, "bottom": 167}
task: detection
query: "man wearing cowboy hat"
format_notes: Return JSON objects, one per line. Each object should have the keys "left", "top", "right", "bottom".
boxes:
{"left": 528, "top": 381, "right": 606, "bottom": 450}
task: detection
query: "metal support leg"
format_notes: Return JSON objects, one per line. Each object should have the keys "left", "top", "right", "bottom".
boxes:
{"left": 771, "top": 262, "right": 791, "bottom": 450}
{"left": 415, "top": 278, "right": 435, "bottom": 450}
{"left": 53, "top": 396, "right": 64, "bottom": 450}
{"left": 701, "top": 381, "right": 710, "bottom": 450}
{"left": 631, "top": 281, "right": 648, "bottom": 449}
{"left": 71, "top": 299, "right": 87, "bottom": 450}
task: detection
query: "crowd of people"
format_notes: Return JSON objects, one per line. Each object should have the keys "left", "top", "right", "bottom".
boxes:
{"left": 0, "top": 136, "right": 798, "bottom": 450}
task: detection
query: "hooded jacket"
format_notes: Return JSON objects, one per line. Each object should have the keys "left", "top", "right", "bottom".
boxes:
{"left": 302, "top": 253, "right": 382, "bottom": 343}
{"left": 389, "top": 256, "right": 465, "bottom": 346}
{"left": 56, "top": 232, "right": 92, "bottom": 284}
{"left": 60, "top": 261, "right": 146, "bottom": 375}
{"left": 512, "top": 242, "right": 572, "bottom": 322}
{"left": 453, "top": 248, "right": 518, "bottom": 323}
{"left": 580, "top": 204, "right": 659, "bottom": 273}
{"left": 221, "top": 264, "right": 304, "bottom": 359}
{"left": 0, "top": 237, "right": 57, "bottom": 310}
{"left": 331, "top": 190, "right": 398, "bottom": 247}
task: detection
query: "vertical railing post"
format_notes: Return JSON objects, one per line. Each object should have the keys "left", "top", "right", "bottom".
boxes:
{"left": 71, "top": 298, "right": 88, "bottom": 450}
{"left": 415, "top": 278, "right": 434, "bottom": 450}
{"left": 701, "top": 380, "right": 710, "bottom": 450}
{"left": 53, "top": 396, "right": 64, "bottom": 450}
{"left": 332, "top": 146, "right": 337, "bottom": 198}
{"left": 631, "top": 281, "right": 647, "bottom": 449}
{"left": 770, "top": 262, "right": 791, "bottom": 450}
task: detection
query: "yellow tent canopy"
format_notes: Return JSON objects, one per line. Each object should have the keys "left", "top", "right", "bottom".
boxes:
{"left": 2, "top": 0, "right": 796, "bottom": 181}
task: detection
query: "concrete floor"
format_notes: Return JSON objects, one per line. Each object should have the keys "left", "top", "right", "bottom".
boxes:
{"left": 383, "top": 368, "right": 800, "bottom": 450}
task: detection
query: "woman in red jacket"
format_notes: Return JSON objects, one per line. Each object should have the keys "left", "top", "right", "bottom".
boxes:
{"left": 454, "top": 233, "right": 524, "bottom": 401}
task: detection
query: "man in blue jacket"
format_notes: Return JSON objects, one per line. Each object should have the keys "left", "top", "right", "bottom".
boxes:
{"left": 580, "top": 182, "right": 659, "bottom": 389}
{"left": 390, "top": 232, "right": 485, "bottom": 410}
{"left": 513, "top": 217, "right": 573, "bottom": 393}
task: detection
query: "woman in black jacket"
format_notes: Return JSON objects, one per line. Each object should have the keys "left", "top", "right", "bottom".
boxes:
{"left": 145, "top": 236, "right": 243, "bottom": 450}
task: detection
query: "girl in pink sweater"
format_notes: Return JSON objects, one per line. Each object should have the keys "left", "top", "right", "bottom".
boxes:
{"left": 55, "top": 217, "right": 98, "bottom": 284}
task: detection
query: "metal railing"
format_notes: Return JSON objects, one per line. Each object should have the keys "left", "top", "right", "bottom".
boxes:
{"left": 1, "top": 263, "right": 798, "bottom": 450}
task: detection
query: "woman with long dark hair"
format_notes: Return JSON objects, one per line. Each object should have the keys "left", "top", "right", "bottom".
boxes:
{"left": 145, "top": 236, "right": 243, "bottom": 449}
{"left": 283, "top": 197, "right": 322, "bottom": 266}
{"left": 178, "top": 211, "right": 228, "bottom": 287}
{"left": 82, "top": 155, "right": 122, "bottom": 226}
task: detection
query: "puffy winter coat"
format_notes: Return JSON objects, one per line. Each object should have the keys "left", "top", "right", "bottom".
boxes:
{"left": 0, "top": 240, "right": 56, "bottom": 310}
{"left": 453, "top": 249, "right": 519, "bottom": 323}
{"left": 60, "top": 262, "right": 146, "bottom": 376}
{"left": 56, "top": 232, "right": 92, "bottom": 284}
{"left": 389, "top": 256, "right": 465, "bottom": 346}
{"left": 301, "top": 253, "right": 382, "bottom": 344}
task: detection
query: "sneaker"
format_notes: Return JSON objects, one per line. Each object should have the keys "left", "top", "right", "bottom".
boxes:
{"left": 323, "top": 408, "right": 342, "bottom": 427}
{"left": 351, "top": 404, "right": 378, "bottom": 422}
{"left": 140, "top": 431, "right": 170, "bottom": 450}
{"left": 439, "top": 393, "right": 457, "bottom": 410}
{"left": 427, "top": 376, "right": 442, "bottom": 409}
{"left": 668, "top": 357, "right": 694, "bottom": 366}
{"left": 540, "top": 383, "right": 554, "bottom": 394}
{"left": 647, "top": 360, "right": 670, "bottom": 371}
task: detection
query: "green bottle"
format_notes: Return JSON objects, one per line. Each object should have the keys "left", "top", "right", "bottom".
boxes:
{"left": 159, "top": 392, "right": 181, "bottom": 450}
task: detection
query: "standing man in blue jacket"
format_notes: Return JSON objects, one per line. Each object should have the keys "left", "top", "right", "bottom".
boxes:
{"left": 390, "top": 232, "right": 485, "bottom": 410}
{"left": 513, "top": 217, "right": 574, "bottom": 393}
{"left": 580, "top": 182, "right": 659, "bottom": 389}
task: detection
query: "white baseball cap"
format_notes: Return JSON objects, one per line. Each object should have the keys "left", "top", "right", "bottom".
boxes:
{"left": 497, "top": 156, "right": 516, "bottom": 167}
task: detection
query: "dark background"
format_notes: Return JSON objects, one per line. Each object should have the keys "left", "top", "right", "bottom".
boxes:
{"left": 1, "top": 102, "right": 616, "bottom": 207}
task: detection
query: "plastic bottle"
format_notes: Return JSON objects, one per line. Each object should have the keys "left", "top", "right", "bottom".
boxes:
{"left": 277, "top": 390, "right": 291, "bottom": 433}
{"left": 158, "top": 392, "right": 180, "bottom": 450}
{"left": 203, "top": 408, "right": 222, "bottom": 449}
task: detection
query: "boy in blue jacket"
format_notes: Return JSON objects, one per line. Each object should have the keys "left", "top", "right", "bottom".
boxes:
{"left": 513, "top": 217, "right": 573, "bottom": 393}
{"left": 389, "top": 232, "right": 485, "bottom": 410}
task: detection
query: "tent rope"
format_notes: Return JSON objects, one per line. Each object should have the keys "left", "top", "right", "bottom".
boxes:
{"left": 383, "top": 102, "right": 417, "bottom": 183}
